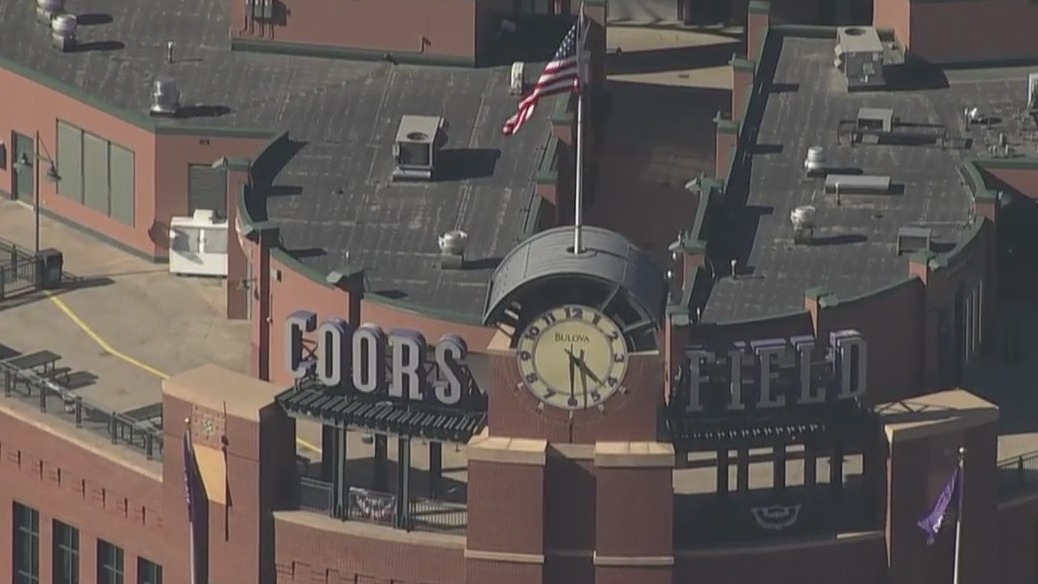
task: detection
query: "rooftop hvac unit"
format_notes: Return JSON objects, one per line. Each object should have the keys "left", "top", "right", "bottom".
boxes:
{"left": 510, "top": 62, "right": 526, "bottom": 95}
{"left": 391, "top": 115, "right": 445, "bottom": 182}
{"left": 836, "top": 27, "right": 886, "bottom": 91}
{"left": 150, "top": 79, "right": 180, "bottom": 117}
{"left": 36, "top": 0, "right": 64, "bottom": 25}
{"left": 168, "top": 210, "right": 229, "bottom": 277}
{"left": 50, "top": 13, "right": 76, "bottom": 52}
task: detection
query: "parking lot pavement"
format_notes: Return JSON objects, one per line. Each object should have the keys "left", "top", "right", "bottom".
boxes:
{"left": 0, "top": 200, "right": 250, "bottom": 414}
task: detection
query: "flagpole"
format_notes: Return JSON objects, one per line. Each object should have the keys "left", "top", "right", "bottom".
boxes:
{"left": 952, "top": 446, "right": 965, "bottom": 584}
{"left": 186, "top": 418, "right": 198, "bottom": 584}
{"left": 572, "top": 5, "right": 586, "bottom": 255}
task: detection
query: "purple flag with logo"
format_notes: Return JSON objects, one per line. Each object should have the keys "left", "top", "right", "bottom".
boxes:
{"left": 917, "top": 467, "right": 960, "bottom": 545}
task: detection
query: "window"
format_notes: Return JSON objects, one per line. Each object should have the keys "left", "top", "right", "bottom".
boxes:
{"left": 97, "top": 540, "right": 124, "bottom": 584}
{"left": 12, "top": 502, "right": 39, "bottom": 584}
{"left": 55, "top": 120, "right": 136, "bottom": 227}
{"left": 137, "top": 557, "right": 162, "bottom": 584}
{"left": 53, "top": 520, "right": 79, "bottom": 584}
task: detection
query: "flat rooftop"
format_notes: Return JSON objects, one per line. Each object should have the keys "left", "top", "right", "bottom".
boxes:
{"left": 0, "top": 0, "right": 549, "bottom": 318}
{"left": 702, "top": 34, "right": 1038, "bottom": 322}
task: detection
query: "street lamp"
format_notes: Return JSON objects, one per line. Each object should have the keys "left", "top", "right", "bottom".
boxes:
{"left": 13, "top": 131, "right": 60, "bottom": 255}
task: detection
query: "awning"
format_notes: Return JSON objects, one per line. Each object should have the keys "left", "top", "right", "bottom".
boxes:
{"left": 276, "top": 386, "right": 487, "bottom": 444}
{"left": 193, "top": 443, "right": 227, "bottom": 505}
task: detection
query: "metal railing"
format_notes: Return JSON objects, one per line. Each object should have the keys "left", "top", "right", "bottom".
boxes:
{"left": 297, "top": 476, "right": 467, "bottom": 533}
{"left": 348, "top": 487, "right": 398, "bottom": 527}
{"left": 299, "top": 476, "right": 334, "bottom": 514}
{"left": 0, "top": 239, "right": 37, "bottom": 301}
{"left": 997, "top": 450, "right": 1038, "bottom": 499}
{"left": 410, "top": 497, "right": 467, "bottom": 531}
{"left": 1, "top": 362, "right": 164, "bottom": 461}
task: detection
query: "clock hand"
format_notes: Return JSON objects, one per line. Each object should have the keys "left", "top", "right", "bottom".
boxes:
{"left": 574, "top": 353, "right": 604, "bottom": 386}
{"left": 578, "top": 349, "right": 589, "bottom": 407}
{"left": 567, "top": 345, "right": 576, "bottom": 400}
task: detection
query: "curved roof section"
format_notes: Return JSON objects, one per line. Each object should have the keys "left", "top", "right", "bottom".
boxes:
{"left": 482, "top": 226, "right": 667, "bottom": 326}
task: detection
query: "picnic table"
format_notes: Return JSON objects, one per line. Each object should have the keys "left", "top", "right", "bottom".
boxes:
{"left": 1, "top": 350, "right": 70, "bottom": 392}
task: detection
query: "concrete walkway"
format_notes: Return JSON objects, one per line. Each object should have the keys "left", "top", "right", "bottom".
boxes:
{"left": 0, "top": 200, "right": 250, "bottom": 413}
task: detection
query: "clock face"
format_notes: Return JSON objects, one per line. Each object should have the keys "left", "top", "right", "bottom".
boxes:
{"left": 517, "top": 305, "right": 629, "bottom": 410}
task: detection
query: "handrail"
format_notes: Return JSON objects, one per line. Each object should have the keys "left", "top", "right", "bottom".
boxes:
{"left": 0, "top": 360, "right": 163, "bottom": 461}
{"left": 996, "top": 450, "right": 1038, "bottom": 499}
{"left": 297, "top": 475, "right": 467, "bottom": 533}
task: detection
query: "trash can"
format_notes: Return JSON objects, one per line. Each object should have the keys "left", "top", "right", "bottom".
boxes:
{"left": 36, "top": 248, "right": 64, "bottom": 290}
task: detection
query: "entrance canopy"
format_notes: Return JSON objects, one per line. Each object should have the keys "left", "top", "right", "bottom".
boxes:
{"left": 277, "top": 383, "right": 487, "bottom": 444}
{"left": 666, "top": 400, "right": 875, "bottom": 450}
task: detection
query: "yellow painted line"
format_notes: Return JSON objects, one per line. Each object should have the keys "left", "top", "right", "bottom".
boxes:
{"left": 43, "top": 290, "right": 323, "bottom": 454}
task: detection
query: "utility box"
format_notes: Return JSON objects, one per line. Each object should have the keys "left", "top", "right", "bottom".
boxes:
{"left": 36, "top": 248, "right": 64, "bottom": 290}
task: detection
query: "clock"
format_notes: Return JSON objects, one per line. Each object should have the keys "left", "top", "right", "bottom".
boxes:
{"left": 516, "top": 304, "right": 629, "bottom": 410}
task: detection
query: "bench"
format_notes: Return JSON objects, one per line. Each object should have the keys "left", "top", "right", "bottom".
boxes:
{"left": 40, "top": 367, "right": 72, "bottom": 385}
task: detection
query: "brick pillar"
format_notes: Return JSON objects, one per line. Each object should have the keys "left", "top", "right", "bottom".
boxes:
{"left": 326, "top": 268, "right": 364, "bottom": 325}
{"left": 465, "top": 435, "right": 548, "bottom": 584}
{"left": 250, "top": 225, "right": 279, "bottom": 381}
{"left": 225, "top": 158, "right": 251, "bottom": 320}
{"left": 747, "top": 1, "right": 771, "bottom": 62}
{"left": 730, "top": 57, "right": 756, "bottom": 124}
{"left": 880, "top": 393, "right": 998, "bottom": 584}
{"left": 973, "top": 190, "right": 999, "bottom": 352}
{"left": 594, "top": 442, "right": 674, "bottom": 584}
{"left": 663, "top": 312, "right": 689, "bottom": 408}
{"left": 804, "top": 286, "right": 835, "bottom": 341}
{"left": 908, "top": 251, "right": 939, "bottom": 390}
{"left": 714, "top": 115, "right": 738, "bottom": 181}
{"left": 162, "top": 366, "right": 295, "bottom": 584}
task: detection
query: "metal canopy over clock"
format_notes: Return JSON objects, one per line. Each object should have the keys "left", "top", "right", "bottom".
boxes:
{"left": 482, "top": 226, "right": 667, "bottom": 411}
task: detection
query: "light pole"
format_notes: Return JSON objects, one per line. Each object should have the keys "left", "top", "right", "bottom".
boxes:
{"left": 14, "top": 131, "right": 60, "bottom": 255}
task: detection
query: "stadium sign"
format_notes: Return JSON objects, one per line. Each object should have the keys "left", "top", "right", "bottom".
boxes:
{"left": 283, "top": 311, "right": 476, "bottom": 407}
{"left": 681, "top": 329, "right": 866, "bottom": 413}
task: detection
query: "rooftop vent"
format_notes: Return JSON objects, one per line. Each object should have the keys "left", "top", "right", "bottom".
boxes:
{"left": 36, "top": 0, "right": 64, "bottom": 25}
{"left": 50, "top": 13, "right": 76, "bottom": 52}
{"left": 804, "top": 146, "right": 826, "bottom": 176}
{"left": 438, "top": 230, "right": 468, "bottom": 270}
{"left": 510, "top": 62, "right": 526, "bottom": 95}
{"left": 150, "top": 79, "right": 180, "bottom": 117}
{"left": 835, "top": 26, "right": 885, "bottom": 91}
{"left": 391, "top": 115, "right": 445, "bottom": 182}
{"left": 789, "top": 206, "right": 816, "bottom": 245}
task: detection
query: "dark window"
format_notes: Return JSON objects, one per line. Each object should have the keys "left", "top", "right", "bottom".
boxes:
{"left": 53, "top": 520, "right": 80, "bottom": 584}
{"left": 137, "top": 557, "right": 163, "bottom": 584}
{"left": 97, "top": 540, "right": 124, "bottom": 584}
{"left": 55, "top": 119, "right": 137, "bottom": 227}
{"left": 12, "top": 502, "right": 39, "bottom": 584}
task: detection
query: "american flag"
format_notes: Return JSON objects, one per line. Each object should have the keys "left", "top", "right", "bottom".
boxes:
{"left": 183, "top": 430, "right": 199, "bottom": 584}
{"left": 502, "top": 15, "right": 586, "bottom": 136}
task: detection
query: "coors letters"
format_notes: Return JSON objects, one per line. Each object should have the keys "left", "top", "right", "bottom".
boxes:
{"left": 283, "top": 311, "right": 475, "bottom": 408}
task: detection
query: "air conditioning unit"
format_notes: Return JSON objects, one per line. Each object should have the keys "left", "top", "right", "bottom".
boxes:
{"left": 391, "top": 115, "right": 445, "bottom": 182}
{"left": 168, "top": 210, "right": 229, "bottom": 277}
{"left": 510, "top": 62, "right": 526, "bottom": 95}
